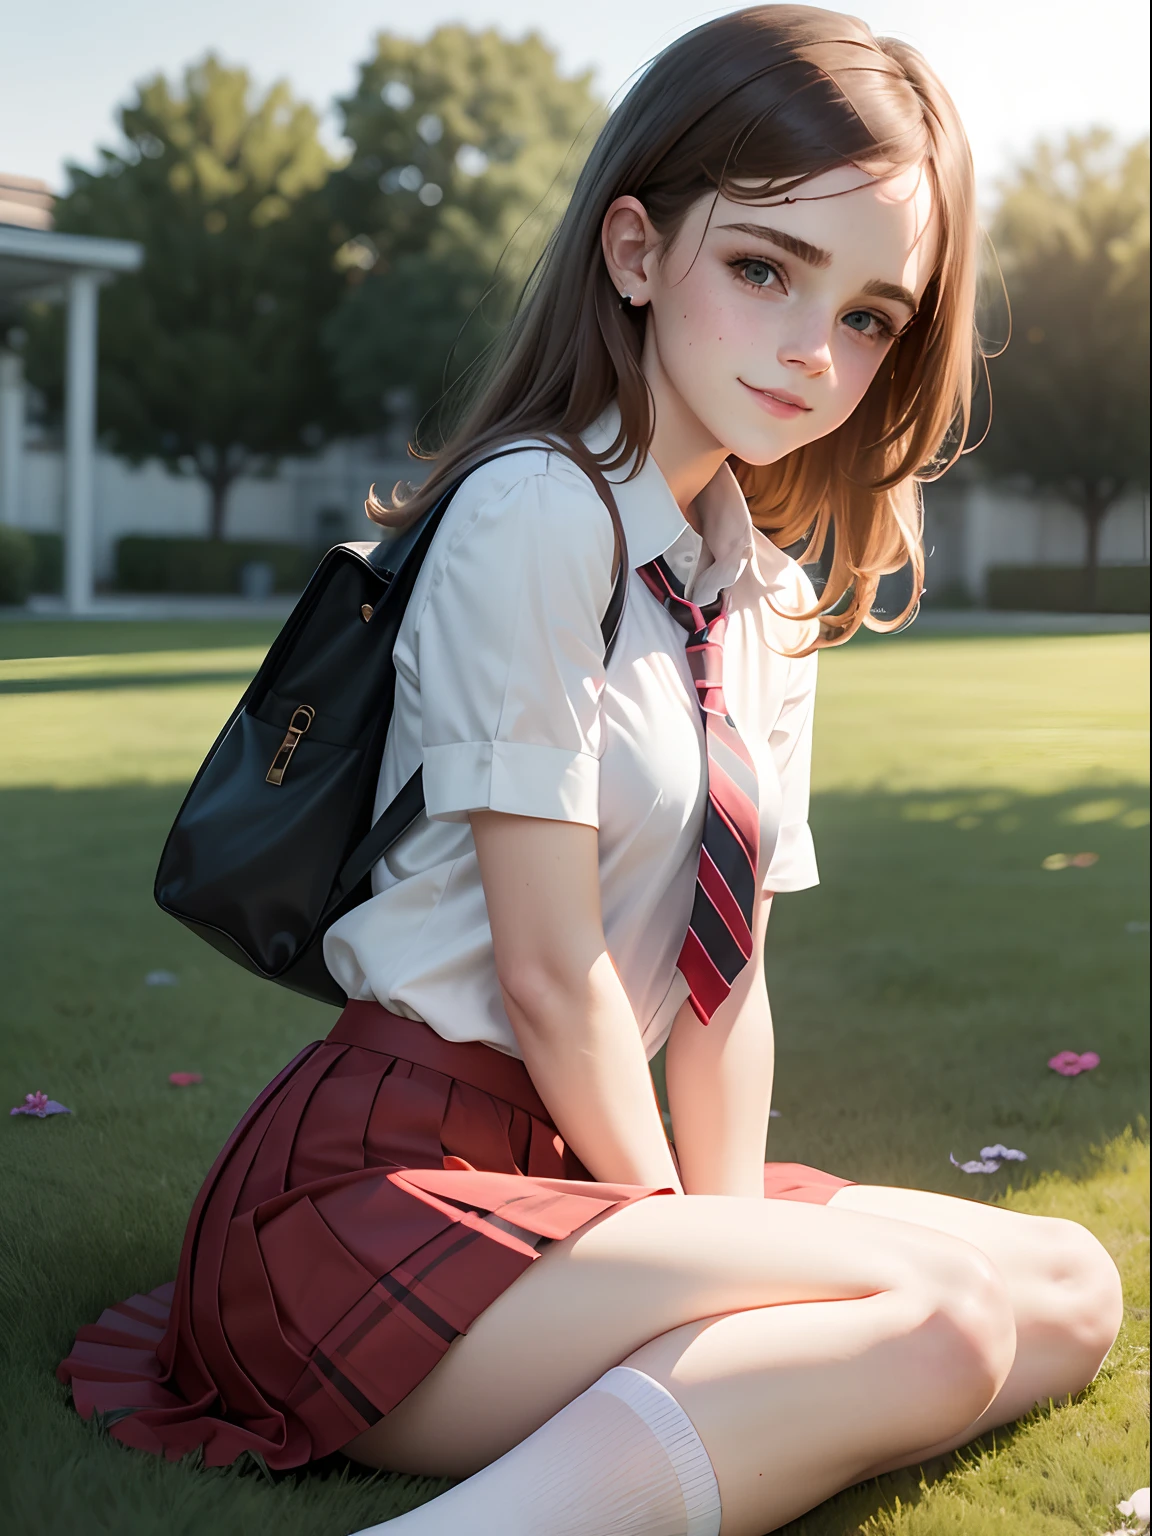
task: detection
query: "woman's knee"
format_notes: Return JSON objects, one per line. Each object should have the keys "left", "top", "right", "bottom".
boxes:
{"left": 898, "top": 1235, "right": 1017, "bottom": 1430}
{"left": 1027, "top": 1217, "right": 1124, "bottom": 1381}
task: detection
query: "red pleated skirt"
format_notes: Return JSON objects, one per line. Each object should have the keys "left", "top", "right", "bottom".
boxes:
{"left": 57, "top": 1001, "right": 852, "bottom": 1469}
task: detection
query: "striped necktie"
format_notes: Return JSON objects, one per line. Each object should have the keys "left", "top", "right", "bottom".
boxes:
{"left": 638, "top": 555, "right": 760, "bottom": 1024}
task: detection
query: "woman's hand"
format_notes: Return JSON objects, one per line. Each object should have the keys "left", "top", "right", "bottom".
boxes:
{"left": 470, "top": 809, "right": 683, "bottom": 1193}
{"left": 664, "top": 896, "right": 776, "bottom": 1198}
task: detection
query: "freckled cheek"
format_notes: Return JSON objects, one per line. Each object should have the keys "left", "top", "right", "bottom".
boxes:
{"left": 670, "top": 283, "right": 758, "bottom": 363}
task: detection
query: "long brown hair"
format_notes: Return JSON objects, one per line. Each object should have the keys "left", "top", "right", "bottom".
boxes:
{"left": 367, "top": 4, "right": 979, "bottom": 645}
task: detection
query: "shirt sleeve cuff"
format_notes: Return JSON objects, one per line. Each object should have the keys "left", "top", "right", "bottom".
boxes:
{"left": 423, "top": 740, "right": 601, "bottom": 827}
{"left": 762, "top": 821, "right": 819, "bottom": 893}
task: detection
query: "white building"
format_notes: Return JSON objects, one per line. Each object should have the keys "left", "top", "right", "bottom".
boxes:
{"left": 0, "top": 173, "right": 143, "bottom": 611}
{"left": 12, "top": 435, "right": 411, "bottom": 583}
{"left": 1, "top": 171, "right": 1147, "bottom": 609}
{"left": 921, "top": 477, "right": 1149, "bottom": 605}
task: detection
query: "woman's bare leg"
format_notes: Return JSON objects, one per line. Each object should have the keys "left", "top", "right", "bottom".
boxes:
{"left": 344, "top": 1195, "right": 1017, "bottom": 1535}
{"left": 621, "top": 1292, "right": 993, "bottom": 1536}
{"left": 826, "top": 1185, "right": 1124, "bottom": 1474}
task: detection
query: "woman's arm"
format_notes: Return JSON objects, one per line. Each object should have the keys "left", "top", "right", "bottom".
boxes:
{"left": 663, "top": 896, "right": 776, "bottom": 1197}
{"left": 471, "top": 809, "right": 683, "bottom": 1193}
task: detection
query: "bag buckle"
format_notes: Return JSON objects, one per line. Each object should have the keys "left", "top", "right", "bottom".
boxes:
{"left": 266, "top": 705, "right": 315, "bottom": 785}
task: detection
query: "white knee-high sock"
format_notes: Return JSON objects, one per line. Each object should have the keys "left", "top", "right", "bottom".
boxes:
{"left": 355, "top": 1365, "right": 722, "bottom": 1536}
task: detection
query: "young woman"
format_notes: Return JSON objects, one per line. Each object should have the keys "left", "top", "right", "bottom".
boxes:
{"left": 60, "top": 8, "right": 1123, "bottom": 1534}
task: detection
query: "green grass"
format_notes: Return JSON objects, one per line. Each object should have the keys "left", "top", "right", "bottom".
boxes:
{"left": 0, "top": 620, "right": 1147, "bottom": 1535}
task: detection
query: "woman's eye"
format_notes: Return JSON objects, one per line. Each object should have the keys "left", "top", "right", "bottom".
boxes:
{"left": 843, "top": 309, "right": 890, "bottom": 338}
{"left": 740, "top": 259, "right": 779, "bottom": 289}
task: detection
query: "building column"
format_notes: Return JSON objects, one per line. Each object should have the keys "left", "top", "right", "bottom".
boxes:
{"left": 0, "top": 348, "right": 23, "bottom": 525}
{"left": 64, "top": 268, "right": 100, "bottom": 613}
{"left": 962, "top": 484, "right": 996, "bottom": 607}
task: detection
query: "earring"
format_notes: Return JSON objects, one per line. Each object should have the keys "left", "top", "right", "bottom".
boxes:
{"left": 620, "top": 292, "right": 634, "bottom": 307}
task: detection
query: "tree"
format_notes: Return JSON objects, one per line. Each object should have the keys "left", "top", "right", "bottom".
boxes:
{"left": 322, "top": 26, "right": 604, "bottom": 437}
{"left": 26, "top": 57, "right": 344, "bottom": 539}
{"left": 982, "top": 131, "right": 1150, "bottom": 599}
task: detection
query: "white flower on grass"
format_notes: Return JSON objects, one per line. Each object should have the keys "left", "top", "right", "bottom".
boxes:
{"left": 950, "top": 1146, "right": 1027, "bottom": 1174}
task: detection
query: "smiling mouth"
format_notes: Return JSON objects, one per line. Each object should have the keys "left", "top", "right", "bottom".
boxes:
{"left": 739, "top": 380, "right": 813, "bottom": 414}
{"left": 741, "top": 381, "right": 812, "bottom": 410}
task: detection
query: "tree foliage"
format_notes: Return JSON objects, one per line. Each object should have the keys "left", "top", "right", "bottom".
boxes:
{"left": 25, "top": 56, "right": 343, "bottom": 538}
{"left": 982, "top": 131, "right": 1150, "bottom": 583}
{"left": 323, "top": 26, "right": 604, "bottom": 438}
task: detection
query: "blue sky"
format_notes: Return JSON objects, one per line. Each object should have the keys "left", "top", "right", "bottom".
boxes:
{"left": 3, "top": 0, "right": 1148, "bottom": 195}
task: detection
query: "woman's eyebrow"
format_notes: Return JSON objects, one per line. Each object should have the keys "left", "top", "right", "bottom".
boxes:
{"left": 716, "top": 222, "right": 832, "bottom": 268}
{"left": 862, "top": 278, "right": 916, "bottom": 311}
{"left": 717, "top": 222, "right": 917, "bottom": 311}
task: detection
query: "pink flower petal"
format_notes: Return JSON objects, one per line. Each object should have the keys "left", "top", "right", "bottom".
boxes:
{"left": 1048, "top": 1050, "right": 1100, "bottom": 1076}
{"left": 168, "top": 1072, "right": 203, "bottom": 1087}
{"left": 1070, "top": 852, "right": 1099, "bottom": 867}
{"left": 10, "top": 1091, "right": 72, "bottom": 1117}
{"left": 1048, "top": 1051, "right": 1080, "bottom": 1074}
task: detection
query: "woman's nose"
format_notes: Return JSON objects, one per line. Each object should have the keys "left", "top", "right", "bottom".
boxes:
{"left": 777, "top": 313, "right": 834, "bottom": 376}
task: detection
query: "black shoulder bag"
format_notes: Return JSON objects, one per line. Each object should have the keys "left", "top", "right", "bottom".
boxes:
{"left": 154, "top": 442, "right": 629, "bottom": 1007}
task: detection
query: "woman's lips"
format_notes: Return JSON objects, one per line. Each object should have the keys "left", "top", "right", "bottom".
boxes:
{"left": 740, "top": 380, "right": 812, "bottom": 418}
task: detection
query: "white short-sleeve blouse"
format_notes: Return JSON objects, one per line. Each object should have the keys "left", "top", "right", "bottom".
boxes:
{"left": 323, "top": 405, "right": 820, "bottom": 1060}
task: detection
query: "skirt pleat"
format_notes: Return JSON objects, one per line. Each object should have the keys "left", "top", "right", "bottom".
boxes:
{"left": 57, "top": 1001, "right": 852, "bottom": 1469}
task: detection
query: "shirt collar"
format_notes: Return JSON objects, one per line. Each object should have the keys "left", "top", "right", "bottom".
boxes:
{"left": 580, "top": 403, "right": 755, "bottom": 600}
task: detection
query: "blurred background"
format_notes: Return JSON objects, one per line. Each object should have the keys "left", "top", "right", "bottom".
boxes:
{"left": 0, "top": 0, "right": 1148, "bottom": 615}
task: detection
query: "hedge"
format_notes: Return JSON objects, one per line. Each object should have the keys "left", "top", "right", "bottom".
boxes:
{"left": 0, "top": 526, "right": 35, "bottom": 605}
{"left": 115, "top": 537, "right": 316, "bottom": 594}
{"left": 0, "top": 529, "right": 63, "bottom": 603}
{"left": 30, "top": 532, "right": 63, "bottom": 593}
{"left": 986, "top": 564, "right": 1150, "bottom": 614}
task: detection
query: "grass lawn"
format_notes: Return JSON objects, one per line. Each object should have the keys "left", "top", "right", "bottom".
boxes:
{"left": 0, "top": 618, "right": 1147, "bottom": 1535}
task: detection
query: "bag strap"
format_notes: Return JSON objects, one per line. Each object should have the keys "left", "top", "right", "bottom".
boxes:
{"left": 331, "top": 440, "right": 629, "bottom": 906}
{"left": 550, "top": 432, "right": 628, "bottom": 646}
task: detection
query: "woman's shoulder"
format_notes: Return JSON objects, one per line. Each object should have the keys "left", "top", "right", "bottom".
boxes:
{"left": 742, "top": 528, "right": 822, "bottom": 657}
{"left": 431, "top": 442, "right": 616, "bottom": 563}
{"left": 446, "top": 441, "right": 608, "bottom": 522}
{"left": 407, "top": 442, "right": 617, "bottom": 630}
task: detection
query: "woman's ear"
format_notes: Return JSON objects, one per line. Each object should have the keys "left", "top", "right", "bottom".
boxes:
{"left": 601, "top": 196, "right": 656, "bottom": 308}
